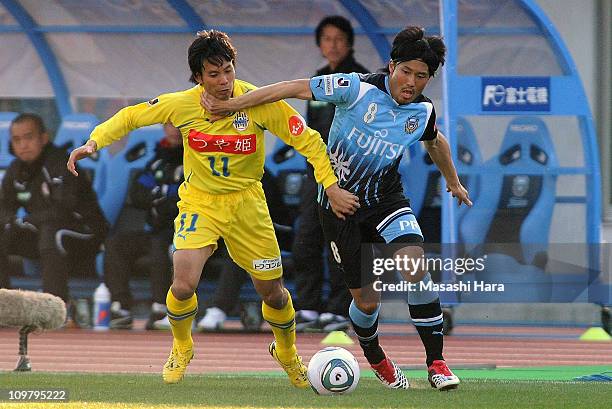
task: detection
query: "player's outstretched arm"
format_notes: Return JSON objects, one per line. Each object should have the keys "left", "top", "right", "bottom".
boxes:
{"left": 67, "top": 140, "right": 97, "bottom": 176}
{"left": 423, "top": 132, "right": 472, "bottom": 207}
{"left": 201, "top": 79, "right": 312, "bottom": 115}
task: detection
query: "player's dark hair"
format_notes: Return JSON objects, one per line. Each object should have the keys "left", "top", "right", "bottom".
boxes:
{"left": 11, "top": 113, "right": 47, "bottom": 135}
{"left": 188, "top": 29, "right": 237, "bottom": 83}
{"left": 315, "top": 15, "right": 355, "bottom": 48}
{"left": 387, "top": 26, "right": 446, "bottom": 77}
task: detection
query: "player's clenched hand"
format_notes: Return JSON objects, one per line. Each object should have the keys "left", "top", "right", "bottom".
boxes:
{"left": 67, "top": 140, "right": 97, "bottom": 176}
{"left": 446, "top": 182, "right": 472, "bottom": 207}
{"left": 201, "top": 90, "right": 233, "bottom": 115}
{"left": 326, "top": 183, "right": 360, "bottom": 220}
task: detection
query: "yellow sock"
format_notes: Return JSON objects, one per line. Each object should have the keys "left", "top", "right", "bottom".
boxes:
{"left": 166, "top": 289, "right": 198, "bottom": 347}
{"left": 262, "top": 289, "right": 297, "bottom": 363}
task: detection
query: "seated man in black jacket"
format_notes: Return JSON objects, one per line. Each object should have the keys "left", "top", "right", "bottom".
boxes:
{"left": 104, "top": 123, "right": 182, "bottom": 330}
{"left": 0, "top": 113, "right": 108, "bottom": 304}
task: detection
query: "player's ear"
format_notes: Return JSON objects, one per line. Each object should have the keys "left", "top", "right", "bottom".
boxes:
{"left": 388, "top": 61, "right": 396, "bottom": 75}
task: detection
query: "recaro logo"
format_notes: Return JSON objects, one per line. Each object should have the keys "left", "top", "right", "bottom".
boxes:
{"left": 509, "top": 124, "right": 538, "bottom": 132}
{"left": 62, "top": 121, "right": 92, "bottom": 129}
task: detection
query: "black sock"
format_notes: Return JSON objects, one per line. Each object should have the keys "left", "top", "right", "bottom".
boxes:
{"left": 409, "top": 300, "right": 444, "bottom": 367}
{"left": 350, "top": 316, "right": 386, "bottom": 365}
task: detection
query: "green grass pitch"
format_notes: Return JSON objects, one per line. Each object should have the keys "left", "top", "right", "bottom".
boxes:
{"left": 0, "top": 369, "right": 611, "bottom": 409}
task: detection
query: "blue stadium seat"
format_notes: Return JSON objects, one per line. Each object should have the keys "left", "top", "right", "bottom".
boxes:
{"left": 458, "top": 117, "right": 558, "bottom": 302}
{"left": 460, "top": 116, "right": 557, "bottom": 264}
{"left": 97, "top": 124, "right": 163, "bottom": 227}
{"left": 0, "top": 112, "right": 17, "bottom": 170}
{"left": 400, "top": 117, "right": 482, "bottom": 242}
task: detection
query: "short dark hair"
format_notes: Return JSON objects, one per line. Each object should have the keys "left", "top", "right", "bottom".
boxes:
{"left": 390, "top": 26, "right": 446, "bottom": 77}
{"left": 11, "top": 113, "right": 47, "bottom": 135}
{"left": 188, "top": 29, "right": 237, "bottom": 84}
{"left": 315, "top": 15, "right": 355, "bottom": 48}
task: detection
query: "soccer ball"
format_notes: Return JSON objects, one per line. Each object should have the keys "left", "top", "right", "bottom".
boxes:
{"left": 307, "top": 347, "right": 360, "bottom": 395}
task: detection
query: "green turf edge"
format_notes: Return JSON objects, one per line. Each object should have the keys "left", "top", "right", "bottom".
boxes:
{"left": 208, "top": 365, "right": 612, "bottom": 381}
{"left": 2, "top": 365, "right": 610, "bottom": 382}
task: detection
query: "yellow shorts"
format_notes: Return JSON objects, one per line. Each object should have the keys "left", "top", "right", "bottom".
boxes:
{"left": 173, "top": 182, "right": 282, "bottom": 280}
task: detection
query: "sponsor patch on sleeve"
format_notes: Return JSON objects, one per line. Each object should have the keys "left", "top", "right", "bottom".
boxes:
{"left": 288, "top": 115, "right": 305, "bottom": 136}
{"left": 323, "top": 75, "right": 333, "bottom": 96}
{"left": 334, "top": 77, "right": 350, "bottom": 88}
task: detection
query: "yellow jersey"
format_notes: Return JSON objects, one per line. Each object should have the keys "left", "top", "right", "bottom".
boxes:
{"left": 89, "top": 79, "right": 337, "bottom": 195}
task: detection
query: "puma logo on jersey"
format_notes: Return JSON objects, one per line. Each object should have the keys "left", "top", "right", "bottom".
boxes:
{"left": 388, "top": 109, "right": 399, "bottom": 122}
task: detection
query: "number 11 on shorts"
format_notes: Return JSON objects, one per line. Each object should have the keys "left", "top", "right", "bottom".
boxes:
{"left": 177, "top": 213, "right": 199, "bottom": 234}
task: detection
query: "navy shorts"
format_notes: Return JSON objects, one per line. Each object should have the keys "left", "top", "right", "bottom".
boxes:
{"left": 319, "top": 197, "right": 424, "bottom": 289}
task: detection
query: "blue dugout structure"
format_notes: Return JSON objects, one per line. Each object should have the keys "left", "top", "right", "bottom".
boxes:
{"left": 438, "top": 0, "right": 604, "bottom": 305}
{"left": 439, "top": 0, "right": 600, "bottom": 245}
{"left": 0, "top": 0, "right": 605, "bottom": 305}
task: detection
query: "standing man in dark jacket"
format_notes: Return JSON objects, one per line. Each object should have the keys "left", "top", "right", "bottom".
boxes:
{"left": 0, "top": 113, "right": 108, "bottom": 302}
{"left": 294, "top": 16, "right": 370, "bottom": 332}
{"left": 104, "top": 123, "right": 183, "bottom": 330}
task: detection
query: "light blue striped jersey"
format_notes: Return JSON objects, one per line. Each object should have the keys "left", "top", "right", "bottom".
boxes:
{"left": 310, "top": 72, "right": 437, "bottom": 208}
